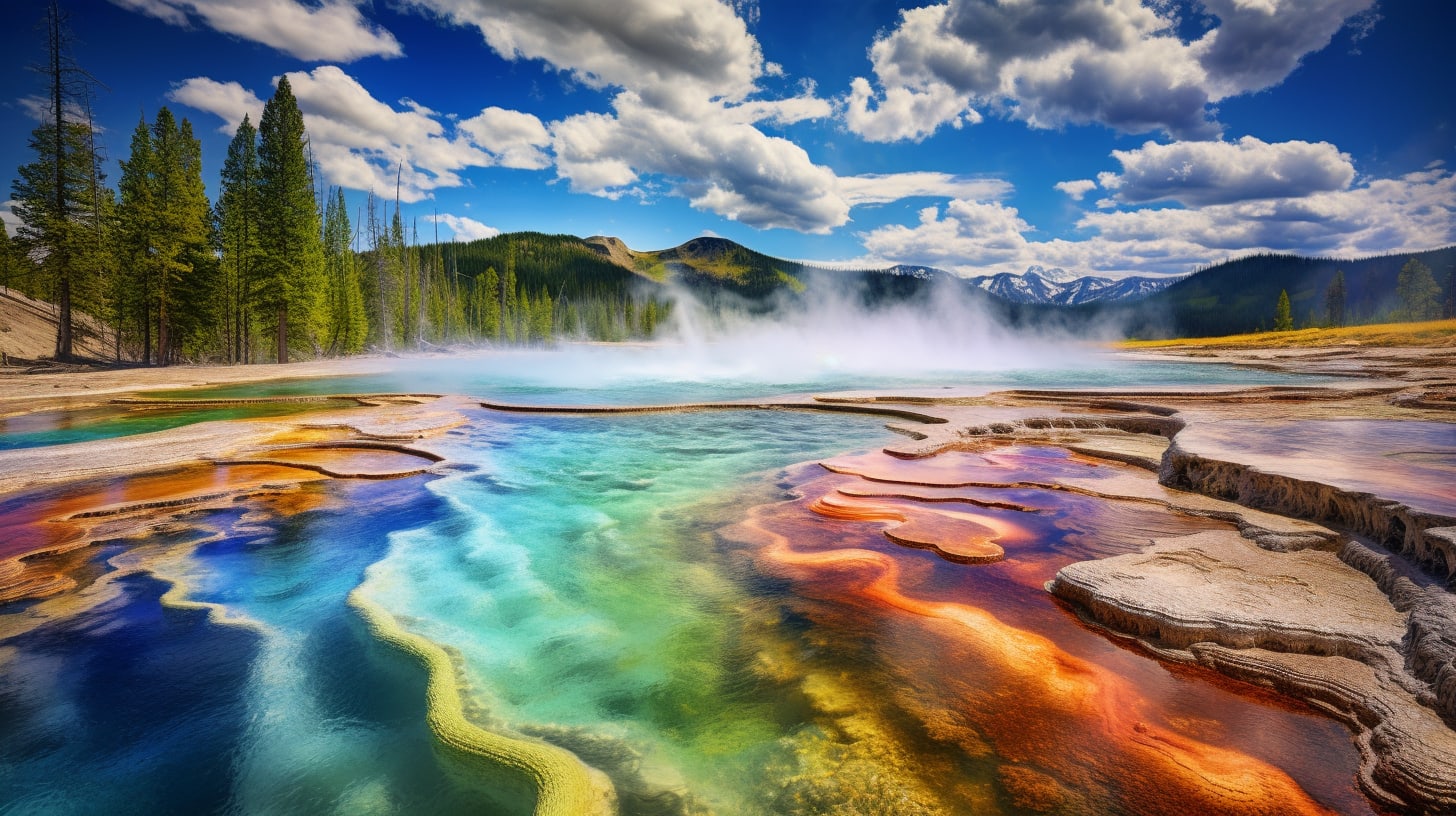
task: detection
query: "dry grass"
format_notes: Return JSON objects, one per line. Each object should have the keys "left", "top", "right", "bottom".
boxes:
{"left": 1117, "top": 319, "right": 1456, "bottom": 350}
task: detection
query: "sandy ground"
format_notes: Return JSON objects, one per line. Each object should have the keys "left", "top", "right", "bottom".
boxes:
{"left": 0, "top": 354, "right": 400, "bottom": 416}
{"left": 0, "top": 288, "right": 115, "bottom": 362}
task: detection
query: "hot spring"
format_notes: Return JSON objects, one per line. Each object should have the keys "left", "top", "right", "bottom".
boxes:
{"left": 0, "top": 347, "right": 1382, "bottom": 815}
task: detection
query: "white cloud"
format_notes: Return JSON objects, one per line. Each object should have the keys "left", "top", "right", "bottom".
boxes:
{"left": 167, "top": 78, "right": 264, "bottom": 134}
{"left": 1080, "top": 167, "right": 1456, "bottom": 258}
{"left": 551, "top": 91, "right": 848, "bottom": 232}
{"left": 839, "top": 173, "right": 1010, "bottom": 207}
{"left": 860, "top": 199, "right": 1038, "bottom": 271}
{"left": 729, "top": 88, "right": 834, "bottom": 127}
{"left": 1196, "top": 0, "right": 1376, "bottom": 99}
{"left": 428, "top": 213, "right": 501, "bottom": 241}
{"left": 844, "top": 0, "right": 1377, "bottom": 142}
{"left": 411, "top": 0, "right": 763, "bottom": 109}
{"left": 407, "top": 0, "right": 866, "bottom": 231}
{"left": 845, "top": 76, "right": 980, "bottom": 143}
{"left": 167, "top": 4, "right": 1035, "bottom": 232}
{"left": 1054, "top": 179, "right": 1098, "bottom": 200}
{"left": 1103, "top": 136, "right": 1355, "bottom": 206}
{"left": 173, "top": 67, "right": 544, "bottom": 203}
{"left": 285, "top": 66, "right": 491, "bottom": 200}
{"left": 110, "top": 0, "right": 402, "bottom": 62}
{"left": 859, "top": 167, "right": 1456, "bottom": 279}
{"left": 0, "top": 200, "right": 20, "bottom": 235}
{"left": 456, "top": 107, "right": 552, "bottom": 170}
{"left": 16, "top": 95, "right": 97, "bottom": 128}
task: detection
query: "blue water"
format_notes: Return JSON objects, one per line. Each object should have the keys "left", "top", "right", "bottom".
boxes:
{"left": 0, "top": 401, "right": 356, "bottom": 452}
{"left": 146, "top": 346, "right": 1314, "bottom": 402}
{"left": 0, "top": 479, "right": 509, "bottom": 815}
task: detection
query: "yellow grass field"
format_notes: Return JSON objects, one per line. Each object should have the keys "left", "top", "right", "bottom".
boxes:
{"left": 1117, "top": 319, "right": 1456, "bottom": 350}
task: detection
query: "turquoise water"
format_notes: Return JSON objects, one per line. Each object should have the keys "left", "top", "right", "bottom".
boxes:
{"left": 0, "top": 401, "right": 356, "bottom": 451}
{"left": 148, "top": 346, "right": 1314, "bottom": 405}
{"left": 0, "top": 347, "right": 1315, "bottom": 451}
{"left": 357, "top": 409, "right": 897, "bottom": 813}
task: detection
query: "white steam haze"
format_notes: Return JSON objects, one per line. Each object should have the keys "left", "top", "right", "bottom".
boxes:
{"left": 407, "top": 275, "right": 1119, "bottom": 395}
{"left": 649, "top": 278, "right": 1100, "bottom": 381}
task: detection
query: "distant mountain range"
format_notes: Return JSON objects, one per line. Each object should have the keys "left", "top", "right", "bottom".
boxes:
{"left": 869, "top": 262, "right": 1182, "bottom": 304}
{"left": 960, "top": 266, "right": 1185, "bottom": 305}
{"left": 577, "top": 233, "right": 1454, "bottom": 338}
{"left": 577, "top": 234, "right": 1180, "bottom": 307}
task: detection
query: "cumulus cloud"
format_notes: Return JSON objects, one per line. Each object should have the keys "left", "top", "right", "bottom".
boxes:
{"left": 110, "top": 0, "right": 402, "bottom": 62}
{"left": 15, "top": 95, "right": 97, "bottom": 128}
{"left": 0, "top": 200, "right": 20, "bottom": 235}
{"left": 845, "top": 76, "right": 981, "bottom": 143}
{"left": 172, "top": 67, "right": 543, "bottom": 202}
{"left": 839, "top": 173, "right": 1011, "bottom": 207}
{"left": 456, "top": 107, "right": 552, "bottom": 170}
{"left": 404, "top": 0, "right": 871, "bottom": 230}
{"left": 1196, "top": 0, "right": 1376, "bottom": 98}
{"left": 165, "top": 3, "right": 1035, "bottom": 231}
{"left": 1081, "top": 167, "right": 1456, "bottom": 257}
{"left": 428, "top": 213, "right": 501, "bottom": 241}
{"left": 845, "top": 0, "right": 1377, "bottom": 142}
{"left": 168, "top": 77, "right": 265, "bottom": 133}
{"left": 859, "top": 167, "right": 1456, "bottom": 279}
{"left": 551, "top": 91, "right": 847, "bottom": 232}
{"left": 1054, "top": 179, "right": 1097, "bottom": 200}
{"left": 410, "top": 0, "right": 763, "bottom": 109}
{"left": 860, "top": 199, "right": 1038, "bottom": 271}
{"left": 1101, "top": 136, "right": 1355, "bottom": 206}
{"left": 383, "top": 0, "right": 1000, "bottom": 232}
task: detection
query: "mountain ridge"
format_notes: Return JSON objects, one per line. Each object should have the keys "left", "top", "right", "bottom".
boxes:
{"left": 582, "top": 234, "right": 1183, "bottom": 305}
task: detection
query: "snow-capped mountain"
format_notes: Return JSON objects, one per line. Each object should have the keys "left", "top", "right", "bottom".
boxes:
{"left": 1019, "top": 265, "right": 1083, "bottom": 284}
{"left": 963, "top": 267, "right": 1184, "bottom": 305}
{"left": 883, "top": 264, "right": 956, "bottom": 281}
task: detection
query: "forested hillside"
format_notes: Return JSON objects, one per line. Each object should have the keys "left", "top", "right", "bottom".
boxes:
{"left": 0, "top": 4, "right": 672, "bottom": 365}
{"left": 1087, "top": 247, "right": 1456, "bottom": 339}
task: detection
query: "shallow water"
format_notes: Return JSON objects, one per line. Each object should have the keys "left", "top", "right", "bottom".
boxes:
{"left": 0, "top": 352, "right": 1386, "bottom": 815}
{"left": 0, "top": 400, "right": 356, "bottom": 451}
{"left": 151, "top": 346, "right": 1315, "bottom": 405}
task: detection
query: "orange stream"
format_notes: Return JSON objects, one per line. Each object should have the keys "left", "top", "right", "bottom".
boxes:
{"left": 0, "top": 463, "right": 324, "bottom": 602}
{"left": 732, "top": 450, "right": 1376, "bottom": 815}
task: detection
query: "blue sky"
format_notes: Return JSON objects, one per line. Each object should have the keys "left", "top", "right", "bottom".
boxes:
{"left": 1, "top": 0, "right": 1452, "bottom": 279}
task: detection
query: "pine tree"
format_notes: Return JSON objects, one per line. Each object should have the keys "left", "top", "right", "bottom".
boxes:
{"left": 388, "top": 208, "right": 407, "bottom": 344}
{"left": 218, "top": 114, "right": 261, "bottom": 363}
{"left": 0, "top": 220, "right": 13, "bottom": 291}
{"left": 323, "top": 187, "right": 367, "bottom": 354}
{"left": 256, "top": 75, "right": 324, "bottom": 363}
{"left": 152, "top": 110, "right": 212, "bottom": 363}
{"left": 1396, "top": 258, "right": 1441, "bottom": 321}
{"left": 10, "top": 0, "right": 104, "bottom": 360}
{"left": 362, "top": 191, "right": 393, "bottom": 350}
{"left": 1273, "top": 289, "right": 1293, "bottom": 332}
{"left": 641, "top": 299, "right": 658, "bottom": 336}
{"left": 1445, "top": 265, "right": 1456, "bottom": 320}
{"left": 116, "top": 115, "right": 157, "bottom": 362}
{"left": 480, "top": 266, "right": 500, "bottom": 340}
{"left": 115, "top": 108, "right": 213, "bottom": 365}
{"left": 1324, "top": 270, "right": 1346, "bottom": 328}
{"left": 413, "top": 218, "right": 425, "bottom": 346}
{"left": 531, "top": 287, "right": 553, "bottom": 343}
{"left": 501, "top": 251, "right": 517, "bottom": 343}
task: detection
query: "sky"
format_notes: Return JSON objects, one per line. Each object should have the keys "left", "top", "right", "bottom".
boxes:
{"left": 0, "top": 0, "right": 1452, "bottom": 280}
